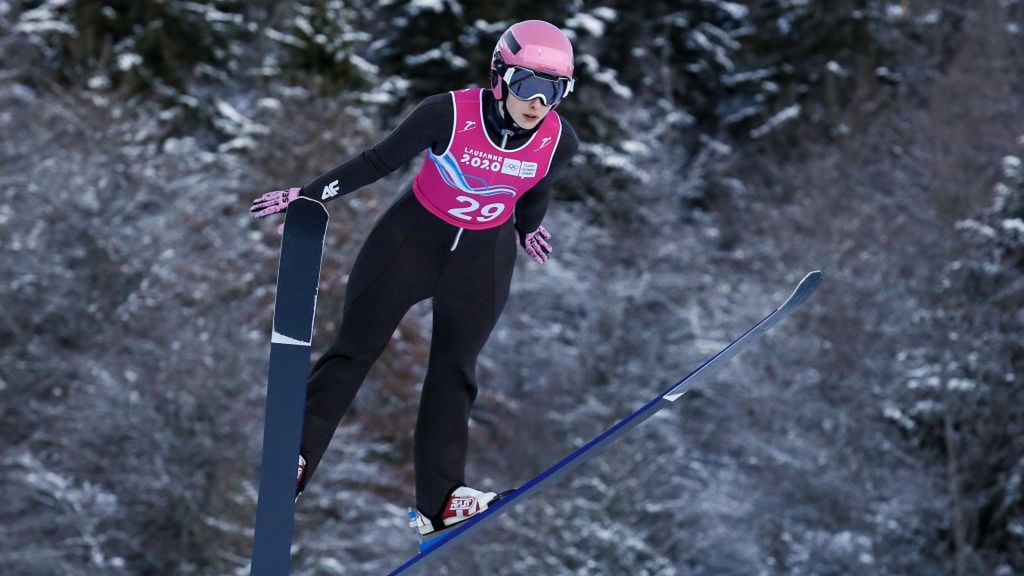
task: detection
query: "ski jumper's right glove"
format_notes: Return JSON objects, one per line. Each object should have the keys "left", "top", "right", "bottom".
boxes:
{"left": 515, "top": 225, "right": 553, "bottom": 264}
{"left": 250, "top": 187, "right": 301, "bottom": 218}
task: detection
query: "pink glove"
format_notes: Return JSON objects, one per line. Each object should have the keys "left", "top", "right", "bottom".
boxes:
{"left": 516, "top": 225, "right": 553, "bottom": 264}
{"left": 250, "top": 187, "right": 301, "bottom": 218}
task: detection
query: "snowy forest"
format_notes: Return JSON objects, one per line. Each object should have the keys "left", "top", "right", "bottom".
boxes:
{"left": 2, "top": 0, "right": 1023, "bottom": 574}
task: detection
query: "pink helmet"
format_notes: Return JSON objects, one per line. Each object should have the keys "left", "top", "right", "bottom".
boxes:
{"left": 490, "top": 20, "right": 575, "bottom": 102}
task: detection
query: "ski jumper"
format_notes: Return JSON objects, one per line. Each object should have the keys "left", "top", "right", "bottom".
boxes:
{"left": 297, "top": 88, "right": 578, "bottom": 524}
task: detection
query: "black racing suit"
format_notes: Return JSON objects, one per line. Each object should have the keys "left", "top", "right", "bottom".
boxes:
{"left": 296, "top": 90, "right": 578, "bottom": 526}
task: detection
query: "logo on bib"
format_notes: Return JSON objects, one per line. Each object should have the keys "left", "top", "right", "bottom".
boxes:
{"left": 500, "top": 158, "right": 521, "bottom": 176}
{"left": 459, "top": 120, "right": 477, "bottom": 133}
{"left": 534, "top": 136, "right": 553, "bottom": 151}
{"left": 501, "top": 158, "right": 537, "bottom": 179}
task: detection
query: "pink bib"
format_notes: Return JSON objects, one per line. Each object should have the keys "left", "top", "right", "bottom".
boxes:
{"left": 412, "top": 88, "right": 562, "bottom": 230}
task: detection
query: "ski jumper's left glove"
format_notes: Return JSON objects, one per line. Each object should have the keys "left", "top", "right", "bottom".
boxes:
{"left": 515, "top": 225, "right": 553, "bottom": 264}
{"left": 250, "top": 187, "right": 301, "bottom": 218}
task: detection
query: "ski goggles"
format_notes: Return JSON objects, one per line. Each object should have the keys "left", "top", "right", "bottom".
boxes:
{"left": 502, "top": 66, "right": 575, "bottom": 106}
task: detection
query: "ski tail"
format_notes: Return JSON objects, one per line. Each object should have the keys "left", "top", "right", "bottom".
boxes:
{"left": 250, "top": 198, "right": 329, "bottom": 576}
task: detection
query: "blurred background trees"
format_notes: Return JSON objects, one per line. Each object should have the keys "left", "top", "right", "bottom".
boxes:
{"left": 1, "top": 0, "right": 1021, "bottom": 574}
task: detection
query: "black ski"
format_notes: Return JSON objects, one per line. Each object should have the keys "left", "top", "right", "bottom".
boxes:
{"left": 388, "top": 270, "right": 822, "bottom": 575}
{"left": 249, "top": 197, "right": 329, "bottom": 576}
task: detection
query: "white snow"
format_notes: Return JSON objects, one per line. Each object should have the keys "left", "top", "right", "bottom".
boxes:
{"left": 404, "top": 45, "right": 469, "bottom": 69}
{"left": 621, "top": 140, "right": 651, "bottom": 156}
{"left": 886, "top": 3, "right": 908, "bottom": 18}
{"left": 750, "top": 104, "right": 801, "bottom": 139}
{"left": 116, "top": 53, "right": 143, "bottom": 72}
{"left": 214, "top": 99, "right": 251, "bottom": 128}
{"left": 567, "top": 12, "right": 606, "bottom": 37}
{"left": 689, "top": 29, "right": 736, "bottom": 71}
{"left": 921, "top": 9, "right": 942, "bottom": 24}
{"left": 777, "top": 16, "right": 792, "bottom": 35}
{"left": 1002, "top": 218, "right": 1024, "bottom": 235}
{"left": 405, "top": 0, "right": 460, "bottom": 16}
{"left": 257, "top": 97, "right": 282, "bottom": 111}
{"left": 913, "top": 399, "right": 942, "bottom": 413}
{"left": 15, "top": 0, "right": 75, "bottom": 35}
{"left": 470, "top": 18, "right": 503, "bottom": 32}
{"left": 883, "top": 406, "right": 916, "bottom": 430}
{"left": 361, "top": 75, "right": 411, "bottom": 103}
{"left": 875, "top": 66, "right": 902, "bottom": 82}
{"left": 947, "top": 378, "right": 977, "bottom": 392}
{"left": 581, "top": 142, "right": 634, "bottom": 171}
{"left": 14, "top": 18, "right": 74, "bottom": 34}
{"left": 87, "top": 75, "right": 111, "bottom": 91}
{"left": 348, "top": 53, "right": 380, "bottom": 76}
{"left": 264, "top": 27, "right": 305, "bottom": 48}
{"left": 403, "top": 48, "right": 443, "bottom": 66}
{"left": 1010, "top": 520, "right": 1024, "bottom": 537}
{"left": 575, "top": 54, "right": 633, "bottom": 99}
{"left": 955, "top": 219, "right": 997, "bottom": 240}
{"left": 698, "top": 22, "right": 741, "bottom": 50}
{"left": 827, "top": 60, "right": 849, "bottom": 76}
{"left": 211, "top": 100, "right": 268, "bottom": 152}
{"left": 1002, "top": 155, "right": 1022, "bottom": 177}
{"left": 293, "top": 15, "right": 315, "bottom": 37}
{"left": 181, "top": 2, "right": 244, "bottom": 25}
{"left": 409, "top": 0, "right": 445, "bottom": 11}
{"left": 717, "top": 1, "right": 749, "bottom": 19}
{"left": 723, "top": 105, "right": 761, "bottom": 125}
{"left": 722, "top": 67, "right": 777, "bottom": 87}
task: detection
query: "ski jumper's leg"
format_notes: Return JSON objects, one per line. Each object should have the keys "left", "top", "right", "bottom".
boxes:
{"left": 415, "top": 218, "right": 517, "bottom": 520}
{"left": 300, "top": 193, "right": 445, "bottom": 489}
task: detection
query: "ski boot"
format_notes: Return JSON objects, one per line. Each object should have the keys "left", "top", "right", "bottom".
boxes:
{"left": 407, "top": 486, "right": 514, "bottom": 552}
{"left": 294, "top": 454, "right": 306, "bottom": 503}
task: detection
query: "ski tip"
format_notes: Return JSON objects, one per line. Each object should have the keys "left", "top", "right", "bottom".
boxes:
{"left": 783, "top": 270, "right": 823, "bottom": 309}
{"left": 802, "top": 270, "right": 823, "bottom": 286}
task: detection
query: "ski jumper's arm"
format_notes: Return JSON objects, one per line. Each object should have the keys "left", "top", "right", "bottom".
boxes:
{"left": 298, "top": 93, "right": 454, "bottom": 202}
{"left": 512, "top": 119, "right": 579, "bottom": 235}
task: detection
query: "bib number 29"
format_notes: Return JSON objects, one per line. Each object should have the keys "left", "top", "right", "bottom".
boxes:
{"left": 448, "top": 196, "right": 505, "bottom": 223}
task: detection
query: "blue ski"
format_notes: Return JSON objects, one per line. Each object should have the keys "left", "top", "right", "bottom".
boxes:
{"left": 250, "top": 198, "right": 329, "bottom": 576}
{"left": 387, "top": 270, "right": 822, "bottom": 575}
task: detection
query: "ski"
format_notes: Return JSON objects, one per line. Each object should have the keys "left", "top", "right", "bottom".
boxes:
{"left": 387, "top": 270, "right": 822, "bottom": 575}
{"left": 249, "top": 197, "right": 329, "bottom": 576}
